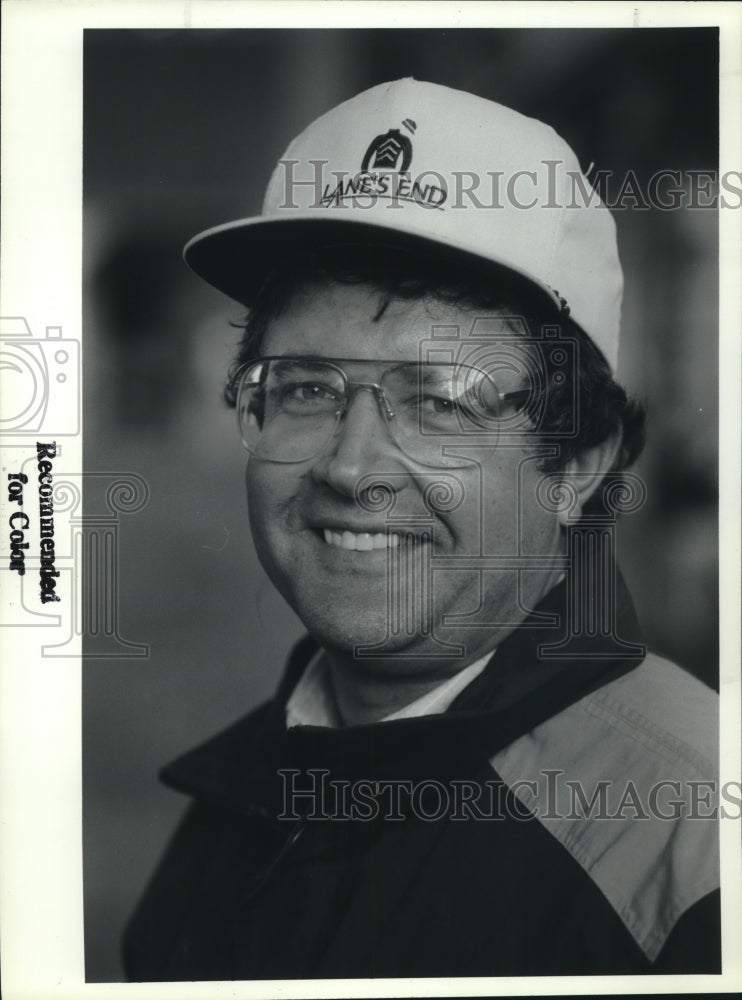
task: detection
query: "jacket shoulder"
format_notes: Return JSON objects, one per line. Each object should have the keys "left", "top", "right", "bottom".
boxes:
{"left": 589, "top": 652, "right": 717, "bottom": 764}
{"left": 491, "top": 654, "right": 719, "bottom": 963}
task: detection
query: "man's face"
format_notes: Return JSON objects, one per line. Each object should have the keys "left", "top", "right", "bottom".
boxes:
{"left": 245, "top": 280, "right": 565, "bottom": 672}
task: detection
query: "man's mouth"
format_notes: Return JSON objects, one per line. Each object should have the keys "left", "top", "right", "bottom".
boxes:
{"left": 321, "top": 528, "right": 400, "bottom": 551}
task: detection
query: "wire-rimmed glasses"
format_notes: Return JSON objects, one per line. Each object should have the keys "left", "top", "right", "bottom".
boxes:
{"left": 232, "top": 356, "right": 532, "bottom": 467}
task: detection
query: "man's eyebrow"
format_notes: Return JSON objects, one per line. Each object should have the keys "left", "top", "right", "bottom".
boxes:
{"left": 372, "top": 296, "right": 391, "bottom": 323}
{"left": 271, "top": 358, "right": 330, "bottom": 376}
{"left": 414, "top": 365, "right": 454, "bottom": 385}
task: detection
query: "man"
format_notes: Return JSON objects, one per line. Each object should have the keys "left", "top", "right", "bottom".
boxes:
{"left": 124, "top": 79, "right": 719, "bottom": 979}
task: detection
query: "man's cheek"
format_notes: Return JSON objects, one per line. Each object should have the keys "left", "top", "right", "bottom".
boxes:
{"left": 246, "top": 469, "right": 284, "bottom": 563}
{"left": 246, "top": 465, "right": 281, "bottom": 523}
{"left": 244, "top": 460, "right": 263, "bottom": 504}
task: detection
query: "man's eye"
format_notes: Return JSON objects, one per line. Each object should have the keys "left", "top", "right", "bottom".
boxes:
{"left": 405, "top": 387, "right": 510, "bottom": 429}
{"left": 421, "top": 394, "right": 457, "bottom": 416}
{"left": 400, "top": 393, "right": 458, "bottom": 417}
{"left": 401, "top": 394, "right": 463, "bottom": 427}
{"left": 278, "top": 382, "right": 340, "bottom": 410}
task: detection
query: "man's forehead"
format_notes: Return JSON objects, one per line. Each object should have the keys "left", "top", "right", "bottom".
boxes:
{"left": 261, "top": 275, "right": 528, "bottom": 360}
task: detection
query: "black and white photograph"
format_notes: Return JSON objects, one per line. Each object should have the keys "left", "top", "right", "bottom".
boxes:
{"left": 1, "top": 3, "right": 741, "bottom": 998}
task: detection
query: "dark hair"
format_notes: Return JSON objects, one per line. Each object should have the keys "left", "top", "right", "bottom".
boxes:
{"left": 224, "top": 244, "right": 645, "bottom": 516}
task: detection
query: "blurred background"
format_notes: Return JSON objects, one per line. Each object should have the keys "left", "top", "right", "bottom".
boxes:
{"left": 83, "top": 28, "right": 719, "bottom": 981}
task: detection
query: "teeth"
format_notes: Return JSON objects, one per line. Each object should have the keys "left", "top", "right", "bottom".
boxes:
{"left": 343, "top": 529, "right": 360, "bottom": 550}
{"left": 355, "top": 532, "right": 373, "bottom": 551}
{"left": 322, "top": 528, "right": 400, "bottom": 551}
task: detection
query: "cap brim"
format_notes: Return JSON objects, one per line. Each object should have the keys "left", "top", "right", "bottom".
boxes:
{"left": 183, "top": 213, "right": 563, "bottom": 316}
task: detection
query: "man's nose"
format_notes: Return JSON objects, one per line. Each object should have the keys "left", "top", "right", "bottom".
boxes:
{"left": 310, "top": 387, "right": 402, "bottom": 498}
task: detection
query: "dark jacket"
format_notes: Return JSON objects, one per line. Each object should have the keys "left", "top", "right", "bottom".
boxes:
{"left": 124, "top": 577, "right": 720, "bottom": 980}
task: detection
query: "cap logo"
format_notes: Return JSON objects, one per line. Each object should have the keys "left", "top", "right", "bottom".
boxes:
{"left": 318, "top": 117, "right": 447, "bottom": 211}
{"left": 361, "top": 128, "right": 413, "bottom": 172}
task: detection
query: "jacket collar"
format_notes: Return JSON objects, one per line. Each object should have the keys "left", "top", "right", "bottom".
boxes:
{"left": 161, "top": 569, "right": 646, "bottom": 819}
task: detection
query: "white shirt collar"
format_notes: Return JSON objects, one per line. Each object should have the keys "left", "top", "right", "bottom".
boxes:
{"left": 285, "top": 649, "right": 493, "bottom": 729}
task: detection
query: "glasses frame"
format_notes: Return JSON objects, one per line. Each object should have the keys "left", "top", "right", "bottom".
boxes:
{"left": 230, "top": 355, "right": 533, "bottom": 464}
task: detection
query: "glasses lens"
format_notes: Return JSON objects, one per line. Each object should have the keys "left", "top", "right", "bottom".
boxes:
{"left": 235, "top": 358, "right": 529, "bottom": 467}
{"left": 236, "top": 359, "right": 344, "bottom": 462}
{"left": 383, "top": 363, "right": 509, "bottom": 466}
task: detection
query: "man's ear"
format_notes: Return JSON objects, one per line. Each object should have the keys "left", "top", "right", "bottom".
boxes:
{"left": 556, "top": 431, "right": 623, "bottom": 526}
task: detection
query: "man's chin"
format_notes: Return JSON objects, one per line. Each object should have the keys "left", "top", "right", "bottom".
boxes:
{"left": 278, "top": 573, "right": 464, "bottom": 662}
{"left": 292, "top": 605, "right": 468, "bottom": 669}
{"left": 296, "top": 609, "right": 398, "bottom": 656}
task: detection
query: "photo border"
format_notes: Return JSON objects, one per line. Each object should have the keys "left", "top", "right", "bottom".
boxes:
{"left": 1, "top": 2, "right": 740, "bottom": 997}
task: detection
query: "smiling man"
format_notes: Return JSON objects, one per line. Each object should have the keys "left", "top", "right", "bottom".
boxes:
{"left": 124, "top": 80, "right": 719, "bottom": 980}
{"left": 241, "top": 269, "right": 575, "bottom": 725}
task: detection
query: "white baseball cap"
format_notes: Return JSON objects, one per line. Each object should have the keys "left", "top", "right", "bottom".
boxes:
{"left": 184, "top": 78, "right": 622, "bottom": 370}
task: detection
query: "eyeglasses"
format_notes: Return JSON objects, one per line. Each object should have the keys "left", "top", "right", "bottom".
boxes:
{"left": 232, "top": 356, "right": 532, "bottom": 467}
